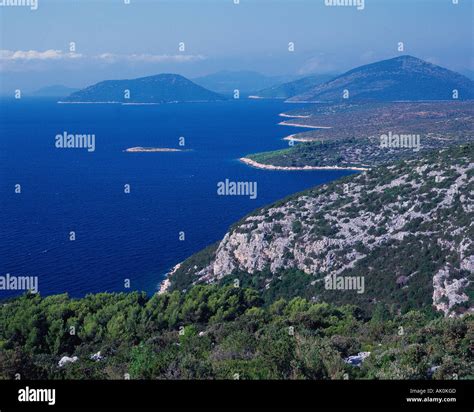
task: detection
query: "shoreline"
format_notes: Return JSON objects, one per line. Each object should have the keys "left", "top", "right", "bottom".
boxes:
{"left": 283, "top": 134, "right": 321, "bottom": 142}
{"left": 158, "top": 263, "right": 182, "bottom": 294}
{"left": 239, "top": 157, "right": 369, "bottom": 171}
{"left": 285, "top": 100, "right": 325, "bottom": 104}
{"left": 58, "top": 100, "right": 224, "bottom": 105}
{"left": 278, "top": 113, "right": 311, "bottom": 119}
{"left": 278, "top": 121, "right": 332, "bottom": 129}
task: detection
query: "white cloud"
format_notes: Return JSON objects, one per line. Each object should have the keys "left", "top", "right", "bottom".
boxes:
{"left": 95, "top": 53, "right": 206, "bottom": 63}
{"left": 0, "top": 50, "right": 206, "bottom": 73}
{"left": 0, "top": 49, "right": 82, "bottom": 61}
{"left": 0, "top": 49, "right": 205, "bottom": 63}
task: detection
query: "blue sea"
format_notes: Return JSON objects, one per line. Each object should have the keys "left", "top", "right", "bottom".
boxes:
{"left": 0, "top": 98, "right": 354, "bottom": 298}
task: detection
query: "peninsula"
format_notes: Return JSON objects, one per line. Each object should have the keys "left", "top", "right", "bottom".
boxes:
{"left": 239, "top": 157, "right": 368, "bottom": 171}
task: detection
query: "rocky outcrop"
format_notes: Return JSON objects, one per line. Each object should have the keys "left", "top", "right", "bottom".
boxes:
{"left": 433, "top": 262, "right": 471, "bottom": 317}
{"left": 344, "top": 352, "right": 371, "bottom": 367}
{"left": 58, "top": 356, "right": 78, "bottom": 367}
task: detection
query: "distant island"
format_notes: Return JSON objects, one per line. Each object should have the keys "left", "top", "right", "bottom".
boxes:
{"left": 32, "top": 85, "right": 80, "bottom": 98}
{"left": 286, "top": 55, "right": 474, "bottom": 102}
{"left": 124, "top": 147, "right": 185, "bottom": 153}
{"left": 60, "top": 73, "right": 226, "bottom": 104}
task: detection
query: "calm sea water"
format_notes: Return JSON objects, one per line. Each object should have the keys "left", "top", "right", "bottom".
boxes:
{"left": 0, "top": 98, "right": 354, "bottom": 298}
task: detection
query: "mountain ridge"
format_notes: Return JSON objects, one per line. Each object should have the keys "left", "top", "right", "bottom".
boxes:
{"left": 252, "top": 73, "right": 337, "bottom": 99}
{"left": 288, "top": 56, "right": 474, "bottom": 102}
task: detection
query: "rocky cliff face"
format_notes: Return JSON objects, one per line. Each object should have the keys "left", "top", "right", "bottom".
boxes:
{"left": 171, "top": 145, "right": 473, "bottom": 317}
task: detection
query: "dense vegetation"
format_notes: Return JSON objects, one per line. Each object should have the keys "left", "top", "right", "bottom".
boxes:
{"left": 247, "top": 139, "right": 367, "bottom": 168}
{"left": 1, "top": 286, "right": 472, "bottom": 380}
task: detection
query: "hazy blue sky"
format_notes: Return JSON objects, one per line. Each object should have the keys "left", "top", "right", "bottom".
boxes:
{"left": 0, "top": 0, "right": 473, "bottom": 92}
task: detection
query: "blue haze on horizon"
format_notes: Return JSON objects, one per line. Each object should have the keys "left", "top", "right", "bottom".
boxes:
{"left": 0, "top": 0, "right": 473, "bottom": 93}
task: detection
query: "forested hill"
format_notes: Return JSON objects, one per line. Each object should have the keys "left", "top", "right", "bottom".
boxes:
{"left": 62, "top": 74, "right": 225, "bottom": 103}
{"left": 1, "top": 286, "right": 472, "bottom": 379}
{"left": 288, "top": 55, "right": 474, "bottom": 102}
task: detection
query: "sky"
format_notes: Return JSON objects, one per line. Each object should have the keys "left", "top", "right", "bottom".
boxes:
{"left": 0, "top": 0, "right": 473, "bottom": 93}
